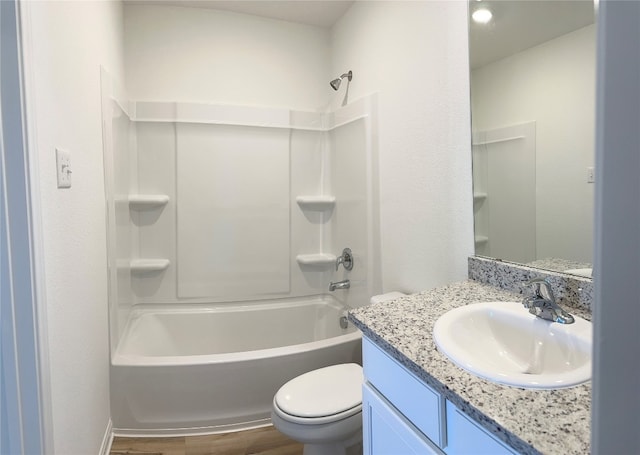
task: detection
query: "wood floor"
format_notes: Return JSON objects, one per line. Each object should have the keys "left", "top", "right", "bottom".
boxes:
{"left": 110, "top": 426, "right": 303, "bottom": 455}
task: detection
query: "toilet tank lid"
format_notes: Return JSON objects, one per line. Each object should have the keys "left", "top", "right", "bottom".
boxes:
{"left": 275, "top": 363, "right": 363, "bottom": 418}
{"left": 370, "top": 292, "right": 406, "bottom": 305}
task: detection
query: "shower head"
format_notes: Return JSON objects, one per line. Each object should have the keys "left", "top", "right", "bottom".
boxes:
{"left": 330, "top": 70, "right": 353, "bottom": 91}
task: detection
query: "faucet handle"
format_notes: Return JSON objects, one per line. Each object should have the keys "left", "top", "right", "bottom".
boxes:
{"left": 525, "top": 277, "right": 555, "bottom": 301}
{"left": 336, "top": 248, "right": 354, "bottom": 271}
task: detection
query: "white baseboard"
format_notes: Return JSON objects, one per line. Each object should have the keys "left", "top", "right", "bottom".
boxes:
{"left": 99, "top": 419, "right": 113, "bottom": 455}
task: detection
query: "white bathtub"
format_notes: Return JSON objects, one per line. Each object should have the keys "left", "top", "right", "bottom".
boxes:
{"left": 110, "top": 295, "right": 362, "bottom": 435}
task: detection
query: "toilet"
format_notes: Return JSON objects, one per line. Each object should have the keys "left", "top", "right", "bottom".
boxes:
{"left": 271, "top": 292, "right": 406, "bottom": 455}
{"left": 271, "top": 363, "right": 363, "bottom": 455}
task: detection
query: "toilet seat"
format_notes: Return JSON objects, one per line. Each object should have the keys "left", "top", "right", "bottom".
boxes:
{"left": 273, "top": 399, "right": 362, "bottom": 425}
{"left": 274, "top": 363, "right": 363, "bottom": 425}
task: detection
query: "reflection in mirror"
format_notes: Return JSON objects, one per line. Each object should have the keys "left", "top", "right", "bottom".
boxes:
{"left": 469, "top": 0, "right": 596, "bottom": 278}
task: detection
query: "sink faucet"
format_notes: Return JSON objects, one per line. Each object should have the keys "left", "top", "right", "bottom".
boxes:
{"left": 522, "top": 277, "right": 575, "bottom": 324}
{"left": 329, "top": 279, "right": 350, "bottom": 291}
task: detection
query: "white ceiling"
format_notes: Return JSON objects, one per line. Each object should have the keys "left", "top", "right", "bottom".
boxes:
{"left": 469, "top": 0, "right": 595, "bottom": 69}
{"left": 125, "top": 1, "right": 595, "bottom": 68}
{"left": 124, "top": 0, "right": 354, "bottom": 28}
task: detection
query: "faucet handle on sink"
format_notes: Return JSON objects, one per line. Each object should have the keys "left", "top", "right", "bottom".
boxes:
{"left": 522, "top": 277, "right": 574, "bottom": 324}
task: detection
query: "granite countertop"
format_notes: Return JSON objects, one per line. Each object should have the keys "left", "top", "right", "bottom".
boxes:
{"left": 349, "top": 280, "right": 591, "bottom": 455}
{"left": 526, "top": 258, "right": 592, "bottom": 275}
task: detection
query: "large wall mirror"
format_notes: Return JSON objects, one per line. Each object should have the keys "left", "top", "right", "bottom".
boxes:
{"left": 469, "top": 0, "right": 596, "bottom": 278}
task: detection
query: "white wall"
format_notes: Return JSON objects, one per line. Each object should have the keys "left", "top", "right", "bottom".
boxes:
{"left": 21, "top": 1, "right": 124, "bottom": 452}
{"left": 471, "top": 25, "right": 596, "bottom": 263}
{"left": 330, "top": 1, "right": 474, "bottom": 293}
{"left": 592, "top": 1, "right": 640, "bottom": 452}
{"left": 124, "top": 4, "right": 330, "bottom": 110}
{"left": 123, "top": 5, "right": 383, "bottom": 308}
{"left": 123, "top": 1, "right": 475, "bottom": 301}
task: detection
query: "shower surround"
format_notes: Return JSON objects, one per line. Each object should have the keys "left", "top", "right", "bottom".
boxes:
{"left": 101, "top": 71, "right": 380, "bottom": 433}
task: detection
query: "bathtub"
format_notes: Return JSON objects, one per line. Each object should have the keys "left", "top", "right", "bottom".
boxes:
{"left": 110, "top": 295, "right": 362, "bottom": 435}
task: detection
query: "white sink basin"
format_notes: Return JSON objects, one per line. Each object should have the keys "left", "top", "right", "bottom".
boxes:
{"left": 433, "top": 301, "right": 592, "bottom": 389}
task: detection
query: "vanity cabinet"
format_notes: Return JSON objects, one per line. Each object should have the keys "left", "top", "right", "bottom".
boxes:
{"left": 362, "top": 337, "right": 516, "bottom": 455}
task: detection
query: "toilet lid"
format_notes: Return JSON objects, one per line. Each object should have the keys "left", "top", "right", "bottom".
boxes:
{"left": 275, "top": 363, "right": 363, "bottom": 418}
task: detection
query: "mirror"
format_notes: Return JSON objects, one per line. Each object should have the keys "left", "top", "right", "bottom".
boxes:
{"left": 469, "top": 0, "right": 596, "bottom": 278}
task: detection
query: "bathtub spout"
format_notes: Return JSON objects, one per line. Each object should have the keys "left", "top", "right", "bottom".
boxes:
{"left": 329, "top": 279, "right": 350, "bottom": 291}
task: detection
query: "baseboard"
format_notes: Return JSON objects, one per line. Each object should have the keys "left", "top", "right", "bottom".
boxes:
{"left": 112, "top": 418, "right": 271, "bottom": 438}
{"left": 99, "top": 419, "right": 114, "bottom": 455}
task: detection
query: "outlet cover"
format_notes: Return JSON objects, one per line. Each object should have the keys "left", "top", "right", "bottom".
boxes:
{"left": 56, "top": 148, "right": 71, "bottom": 188}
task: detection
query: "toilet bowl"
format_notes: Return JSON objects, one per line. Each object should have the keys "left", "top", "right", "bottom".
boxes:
{"left": 271, "top": 292, "right": 406, "bottom": 455}
{"left": 271, "top": 363, "right": 364, "bottom": 455}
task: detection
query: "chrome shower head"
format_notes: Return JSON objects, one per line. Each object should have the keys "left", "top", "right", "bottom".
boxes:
{"left": 330, "top": 70, "right": 352, "bottom": 91}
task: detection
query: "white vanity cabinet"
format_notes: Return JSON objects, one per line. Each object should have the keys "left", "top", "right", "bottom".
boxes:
{"left": 362, "top": 337, "right": 517, "bottom": 455}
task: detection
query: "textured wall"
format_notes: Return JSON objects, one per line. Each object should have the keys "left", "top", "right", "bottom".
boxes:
{"left": 22, "top": 1, "right": 125, "bottom": 452}
{"left": 124, "top": 4, "right": 331, "bottom": 110}
{"left": 331, "top": 1, "right": 475, "bottom": 293}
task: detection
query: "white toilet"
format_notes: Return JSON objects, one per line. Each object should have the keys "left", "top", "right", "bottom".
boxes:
{"left": 271, "top": 363, "right": 364, "bottom": 455}
{"left": 271, "top": 292, "right": 406, "bottom": 455}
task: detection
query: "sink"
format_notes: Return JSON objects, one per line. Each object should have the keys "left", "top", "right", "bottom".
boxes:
{"left": 433, "top": 301, "right": 592, "bottom": 389}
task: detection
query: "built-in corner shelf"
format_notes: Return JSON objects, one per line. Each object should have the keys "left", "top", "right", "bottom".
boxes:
{"left": 473, "top": 192, "right": 487, "bottom": 202}
{"left": 474, "top": 235, "right": 489, "bottom": 245}
{"left": 296, "top": 253, "right": 337, "bottom": 267}
{"left": 130, "top": 259, "right": 170, "bottom": 273}
{"left": 128, "top": 194, "right": 170, "bottom": 209}
{"left": 295, "top": 195, "right": 336, "bottom": 210}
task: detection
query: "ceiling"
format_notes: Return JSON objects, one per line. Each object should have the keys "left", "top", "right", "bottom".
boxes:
{"left": 125, "top": 1, "right": 595, "bottom": 67}
{"left": 469, "top": 0, "right": 595, "bottom": 69}
{"left": 124, "top": 0, "right": 355, "bottom": 28}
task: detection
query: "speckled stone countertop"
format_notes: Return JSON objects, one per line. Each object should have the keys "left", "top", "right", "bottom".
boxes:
{"left": 349, "top": 280, "right": 591, "bottom": 455}
{"left": 526, "top": 258, "right": 592, "bottom": 275}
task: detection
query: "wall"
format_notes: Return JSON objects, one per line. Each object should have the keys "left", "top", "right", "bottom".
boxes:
{"left": 21, "top": 1, "right": 124, "bottom": 452}
{"left": 592, "top": 1, "right": 640, "bottom": 452}
{"left": 124, "top": 1, "right": 474, "bottom": 297}
{"left": 123, "top": 3, "right": 332, "bottom": 306}
{"left": 1, "top": 0, "right": 46, "bottom": 451}
{"left": 471, "top": 25, "right": 596, "bottom": 263}
{"left": 122, "top": 4, "right": 381, "bottom": 308}
{"left": 124, "top": 4, "right": 330, "bottom": 110}
{"left": 330, "top": 1, "right": 474, "bottom": 293}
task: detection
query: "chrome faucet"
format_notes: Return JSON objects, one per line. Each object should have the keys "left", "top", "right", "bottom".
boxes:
{"left": 329, "top": 279, "right": 350, "bottom": 291}
{"left": 522, "top": 277, "right": 575, "bottom": 324}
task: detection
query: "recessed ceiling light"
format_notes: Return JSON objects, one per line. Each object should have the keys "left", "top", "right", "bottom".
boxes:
{"left": 472, "top": 8, "right": 493, "bottom": 24}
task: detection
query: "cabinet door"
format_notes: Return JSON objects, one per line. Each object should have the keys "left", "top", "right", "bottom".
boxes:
{"left": 363, "top": 338, "right": 443, "bottom": 446}
{"left": 444, "top": 400, "right": 516, "bottom": 455}
{"left": 363, "top": 384, "right": 443, "bottom": 455}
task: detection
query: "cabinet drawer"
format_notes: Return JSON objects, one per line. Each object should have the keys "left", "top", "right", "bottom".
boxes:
{"left": 363, "top": 384, "right": 443, "bottom": 455}
{"left": 363, "top": 337, "right": 444, "bottom": 446}
{"left": 444, "top": 400, "right": 516, "bottom": 455}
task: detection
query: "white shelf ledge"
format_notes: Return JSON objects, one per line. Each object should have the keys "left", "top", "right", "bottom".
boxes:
{"left": 474, "top": 236, "right": 489, "bottom": 244}
{"left": 296, "top": 254, "right": 337, "bottom": 267}
{"left": 130, "top": 259, "right": 170, "bottom": 273}
{"left": 128, "top": 194, "right": 169, "bottom": 209}
{"left": 296, "top": 196, "right": 336, "bottom": 210}
{"left": 473, "top": 192, "right": 487, "bottom": 202}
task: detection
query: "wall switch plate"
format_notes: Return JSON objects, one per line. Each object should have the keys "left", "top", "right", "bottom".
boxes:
{"left": 56, "top": 148, "right": 71, "bottom": 188}
{"left": 587, "top": 166, "right": 595, "bottom": 184}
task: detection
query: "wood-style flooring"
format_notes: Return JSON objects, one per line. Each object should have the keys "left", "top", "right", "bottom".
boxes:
{"left": 110, "top": 426, "right": 303, "bottom": 455}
